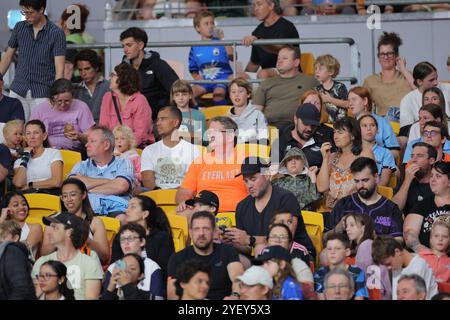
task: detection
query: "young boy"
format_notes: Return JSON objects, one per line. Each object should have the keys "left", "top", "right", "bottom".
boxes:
{"left": 2, "top": 119, "right": 24, "bottom": 160}
{"left": 314, "top": 54, "right": 348, "bottom": 122}
{"left": 372, "top": 235, "right": 439, "bottom": 300}
{"left": 189, "top": 11, "right": 233, "bottom": 105}
{"left": 272, "top": 147, "right": 321, "bottom": 210}
{"left": 227, "top": 78, "right": 268, "bottom": 144}
{"left": 104, "top": 223, "right": 164, "bottom": 300}
{"left": 314, "top": 232, "right": 368, "bottom": 300}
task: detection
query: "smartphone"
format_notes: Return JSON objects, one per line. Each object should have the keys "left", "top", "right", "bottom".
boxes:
{"left": 115, "top": 259, "right": 126, "bottom": 270}
{"left": 218, "top": 225, "right": 227, "bottom": 234}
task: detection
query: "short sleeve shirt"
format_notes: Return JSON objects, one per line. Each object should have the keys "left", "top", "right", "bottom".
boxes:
{"left": 314, "top": 265, "right": 368, "bottom": 299}
{"left": 14, "top": 148, "right": 63, "bottom": 183}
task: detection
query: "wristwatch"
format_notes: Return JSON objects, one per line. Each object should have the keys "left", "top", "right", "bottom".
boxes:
{"left": 249, "top": 235, "right": 256, "bottom": 248}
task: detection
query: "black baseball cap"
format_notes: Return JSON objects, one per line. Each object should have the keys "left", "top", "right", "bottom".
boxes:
{"left": 235, "top": 156, "right": 271, "bottom": 177}
{"left": 43, "top": 211, "right": 83, "bottom": 230}
{"left": 186, "top": 190, "right": 219, "bottom": 211}
{"left": 295, "top": 103, "right": 321, "bottom": 126}
{"left": 253, "top": 245, "right": 291, "bottom": 265}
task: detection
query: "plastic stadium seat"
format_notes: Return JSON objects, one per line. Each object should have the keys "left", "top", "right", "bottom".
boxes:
{"left": 136, "top": 148, "right": 143, "bottom": 156}
{"left": 377, "top": 185, "right": 394, "bottom": 200}
{"left": 390, "top": 121, "right": 400, "bottom": 136}
{"left": 200, "top": 105, "right": 232, "bottom": 126}
{"left": 300, "top": 52, "right": 315, "bottom": 76}
{"left": 60, "top": 149, "right": 82, "bottom": 179}
{"left": 140, "top": 189, "right": 177, "bottom": 215}
{"left": 301, "top": 210, "right": 324, "bottom": 267}
{"left": 99, "top": 216, "right": 121, "bottom": 241}
{"left": 24, "top": 193, "right": 61, "bottom": 219}
{"left": 167, "top": 214, "right": 188, "bottom": 253}
{"left": 388, "top": 174, "right": 397, "bottom": 189}
{"left": 235, "top": 143, "right": 270, "bottom": 159}
{"left": 215, "top": 212, "right": 236, "bottom": 228}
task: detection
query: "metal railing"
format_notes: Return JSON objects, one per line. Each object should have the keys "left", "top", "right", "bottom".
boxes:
{"left": 68, "top": 37, "right": 360, "bottom": 84}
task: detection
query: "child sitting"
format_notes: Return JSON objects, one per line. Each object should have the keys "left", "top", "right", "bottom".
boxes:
{"left": 419, "top": 216, "right": 450, "bottom": 284}
{"left": 189, "top": 11, "right": 233, "bottom": 106}
{"left": 104, "top": 223, "right": 164, "bottom": 300}
{"left": 314, "top": 54, "right": 348, "bottom": 122}
{"left": 2, "top": 120, "right": 24, "bottom": 160}
{"left": 372, "top": 235, "right": 439, "bottom": 300}
{"left": 227, "top": 78, "right": 268, "bottom": 144}
{"left": 113, "top": 125, "right": 141, "bottom": 184}
{"left": 314, "top": 232, "right": 368, "bottom": 300}
{"left": 272, "top": 147, "right": 321, "bottom": 210}
{"left": 170, "top": 79, "right": 206, "bottom": 145}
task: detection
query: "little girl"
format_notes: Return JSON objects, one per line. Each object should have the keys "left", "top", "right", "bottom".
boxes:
{"left": 419, "top": 216, "right": 450, "bottom": 284}
{"left": 227, "top": 78, "right": 268, "bottom": 144}
{"left": 170, "top": 79, "right": 205, "bottom": 145}
{"left": 113, "top": 125, "right": 141, "bottom": 184}
{"left": 2, "top": 119, "right": 24, "bottom": 160}
{"left": 272, "top": 147, "right": 321, "bottom": 210}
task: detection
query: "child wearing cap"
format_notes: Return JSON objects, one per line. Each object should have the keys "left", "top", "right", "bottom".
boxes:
{"left": 272, "top": 147, "right": 321, "bottom": 210}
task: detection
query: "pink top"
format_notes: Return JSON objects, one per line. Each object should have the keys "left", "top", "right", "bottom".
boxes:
{"left": 419, "top": 249, "right": 450, "bottom": 283}
{"left": 118, "top": 149, "right": 142, "bottom": 183}
{"left": 99, "top": 91, "right": 155, "bottom": 146}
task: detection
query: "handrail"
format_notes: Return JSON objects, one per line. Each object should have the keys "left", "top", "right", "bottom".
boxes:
{"left": 68, "top": 37, "right": 360, "bottom": 84}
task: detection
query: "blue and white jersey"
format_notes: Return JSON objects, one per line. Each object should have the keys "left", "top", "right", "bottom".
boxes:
{"left": 372, "top": 144, "right": 397, "bottom": 176}
{"left": 373, "top": 113, "right": 400, "bottom": 150}
{"left": 188, "top": 39, "right": 233, "bottom": 80}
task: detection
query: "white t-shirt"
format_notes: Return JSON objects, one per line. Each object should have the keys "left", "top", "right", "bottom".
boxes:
{"left": 400, "top": 82, "right": 450, "bottom": 128}
{"left": 14, "top": 148, "right": 63, "bottom": 183}
{"left": 392, "top": 254, "right": 439, "bottom": 300}
{"left": 141, "top": 139, "right": 201, "bottom": 189}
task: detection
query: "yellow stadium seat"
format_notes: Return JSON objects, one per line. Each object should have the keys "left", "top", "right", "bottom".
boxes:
{"left": 200, "top": 105, "right": 232, "bottom": 126}
{"left": 390, "top": 121, "right": 400, "bottom": 136}
{"left": 388, "top": 174, "right": 397, "bottom": 189}
{"left": 324, "top": 123, "right": 334, "bottom": 129}
{"left": 300, "top": 52, "right": 315, "bottom": 76}
{"left": 99, "top": 216, "right": 121, "bottom": 241}
{"left": 235, "top": 143, "right": 270, "bottom": 159}
{"left": 140, "top": 189, "right": 178, "bottom": 215}
{"left": 25, "top": 215, "right": 45, "bottom": 232}
{"left": 60, "top": 149, "right": 82, "bottom": 179}
{"left": 136, "top": 148, "right": 143, "bottom": 156}
{"left": 24, "top": 193, "right": 61, "bottom": 219}
{"left": 377, "top": 185, "right": 394, "bottom": 200}
{"left": 168, "top": 214, "right": 189, "bottom": 253}
{"left": 216, "top": 212, "right": 236, "bottom": 228}
{"left": 301, "top": 210, "right": 324, "bottom": 268}
{"left": 268, "top": 125, "right": 279, "bottom": 151}
{"left": 200, "top": 93, "right": 214, "bottom": 101}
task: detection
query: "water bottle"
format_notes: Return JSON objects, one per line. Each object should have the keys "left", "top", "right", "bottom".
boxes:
{"left": 105, "top": 1, "right": 113, "bottom": 21}
{"left": 164, "top": 0, "right": 172, "bottom": 19}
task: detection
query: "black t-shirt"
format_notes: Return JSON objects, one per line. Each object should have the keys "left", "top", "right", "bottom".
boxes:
{"left": 326, "top": 193, "right": 404, "bottom": 238}
{"left": 408, "top": 196, "right": 450, "bottom": 248}
{"left": 0, "top": 144, "right": 12, "bottom": 201}
{"left": 277, "top": 124, "right": 334, "bottom": 168}
{"left": 250, "top": 17, "right": 300, "bottom": 69}
{"left": 404, "top": 180, "right": 433, "bottom": 215}
{"left": 167, "top": 243, "right": 239, "bottom": 300}
{"left": 236, "top": 185, "right": 315, "bottom": 257}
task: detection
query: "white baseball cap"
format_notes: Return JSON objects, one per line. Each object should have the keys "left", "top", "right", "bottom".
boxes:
{"left": 237, "top": 266, "right": 273, "bottom": 289}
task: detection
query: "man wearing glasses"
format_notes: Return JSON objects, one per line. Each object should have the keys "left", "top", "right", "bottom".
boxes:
{"left": 323, "top": 268, "right": 355, "bottom": 300}
{"left": 0, "top": 0, "right": 66, "bottom": 122}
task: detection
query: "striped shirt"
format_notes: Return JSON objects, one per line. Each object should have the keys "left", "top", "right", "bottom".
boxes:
{"left": 8, "top": 17, "right": 66, "bottom": 98}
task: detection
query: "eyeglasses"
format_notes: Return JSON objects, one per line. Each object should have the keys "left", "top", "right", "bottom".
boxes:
{"left": 268, "top": 235, "right": 289, "bottom": 241}
{"left": 119, "top": 235, "right": 140, "bottom": 243}
{"left": 378, "top": 51, "right": 396, "bottom": 58}
{"left": 20, "top": 9, "right": 36, "bottom": 16}
{"left": 52, "top": 96, "right": 72, "bottom": 106}
{"left": 423, "top": 130, "right": 441, "bottom": 137}
{"left": 36, "top": 273, "right": 58, "bottom": 281}
{"left": 326, "top": 283, "right": 350, "bottom": 291}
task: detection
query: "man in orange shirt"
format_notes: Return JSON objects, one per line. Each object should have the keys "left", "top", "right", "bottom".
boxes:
{"left": 176, "top": 116, "right": 248, "bottom": 215}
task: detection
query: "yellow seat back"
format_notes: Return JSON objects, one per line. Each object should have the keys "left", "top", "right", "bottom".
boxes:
{"left": 200, "top": 106, "right": 232, "bottom": 127}
{"left": 168, "top": 214, "right": 189, "bottom": 252}
{"left": 24, "top": 193, "right": 61, "bottom": 219}
{"left": 377, "top": 185, "right": 394, "bottom": 200}
{"left": 268, "top": 125, "right": 279, "bottom": 151}
{"left": 60, "top": 149, "right": 82, "bottom": 179}
{"left": 136, "top": 148, "right": 143, "bottom": 156}
{"left": 300, "top": 52, "right": 315, "bottom": 76}
{"left": 301, "top": 210, "right": 324, "bottom": 267}
{"left": 99, "top": 216, "right": 121, "bottom": 241}
{"left": 140, "top": 189, "right": 177, "bottom": 215}
{"left": 235, "top": 143, "right": 270, "bottom": 159}
{"left": 390, "top": 121, "right": 400, "bottom": 136}
{"left": 215, "top": 212, "right": 236, "bottom": 228}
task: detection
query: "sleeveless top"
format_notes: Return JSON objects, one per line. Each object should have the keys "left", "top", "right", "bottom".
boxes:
{"left": 326, "top": 153, "right": 357, "bottom": 209}
{"left": 20, "top": 222, "right": 30, "bottom": 241}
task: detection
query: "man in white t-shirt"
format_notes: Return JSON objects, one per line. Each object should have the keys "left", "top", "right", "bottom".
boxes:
{"left": 372, "top": 236, "right": 438, "bottom": 300}
{"left": 31, "top": 212, "right": 103, "bottom": 300}
{"left": 141, "top": 106, "right": 200, "bottom": 190}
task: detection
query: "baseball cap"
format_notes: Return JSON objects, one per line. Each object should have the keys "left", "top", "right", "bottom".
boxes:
{"left": 295, "top": 103, "right": 320, "bottom": 126}
{"left": 235, "top": 156, "right": 271, "bottom": 177}
{"left": 253, "top": 245, "right": 291, "bottom": 264}
{"left": 185, "top": 190, "right": 219, "bottom": 211}
{"left": 42, "top": 211, "right": 83, "bottom": 230}
{"left": 236, "top": 266, "right": 273, "bottom": 289}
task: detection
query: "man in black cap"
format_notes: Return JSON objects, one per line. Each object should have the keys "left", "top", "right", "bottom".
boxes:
{"left": 31, "top": 212, "right": 103, "bottom": 300}
{"left": 185, "top": 190, "right": 220, "bottom": 216}
{"left": 223, "top": 156, "right": 315, "bottom": 262}
{"left": 278, "top": 102, "right": 334, "bottom": 168}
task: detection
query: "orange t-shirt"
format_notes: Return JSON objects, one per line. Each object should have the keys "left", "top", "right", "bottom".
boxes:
{"left": 181, "top": 151, "right": 249, "bottom": 212}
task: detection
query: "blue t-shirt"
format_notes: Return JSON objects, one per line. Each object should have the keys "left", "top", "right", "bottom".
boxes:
{"left": 0, "top": 95, "right": 25, "bottom": 123}
{"left": 188, "top": 39, "right": 233, "bottom": 80}
{"left": 372, "top": 113, "right": 400, "bottom": 150}
{"left": 273, "top": 275, "right": 303, "bottom": 300}
{"left": 372, "top": 144, "right": 397, "bottom": 176}
{"left": 403, "top": 137, "right": 450, "bottom": 164}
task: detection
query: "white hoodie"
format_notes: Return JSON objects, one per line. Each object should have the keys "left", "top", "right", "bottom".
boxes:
{"left": 228, "top": 102, "right": 269, "bottom": 143}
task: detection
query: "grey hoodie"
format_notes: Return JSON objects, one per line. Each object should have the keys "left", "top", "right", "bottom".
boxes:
{"left": 228, "top": 102, "right": 268, "bottom": 143}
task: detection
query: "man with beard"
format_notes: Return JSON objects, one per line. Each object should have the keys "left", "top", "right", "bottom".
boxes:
{"left": 166, "top": 211, "right": 244, "bottom": 300}
{"left": 393, "top": 142, "right": 436, "bottom": 215}
{"left": 278, "top": 103, "right": 334, "bottom": 167}
{"left": 325, "top": 157, "right": 404, "bottom": 242}
{"left": 224, "top": 157, "right": 315, "bottom": 260}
